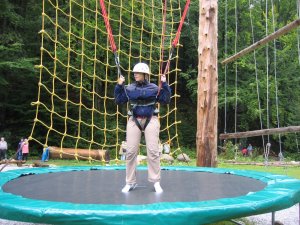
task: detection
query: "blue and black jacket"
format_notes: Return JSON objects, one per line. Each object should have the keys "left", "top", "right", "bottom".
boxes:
{"left": 114, "top": 80, "right": 171, "bottom": 118}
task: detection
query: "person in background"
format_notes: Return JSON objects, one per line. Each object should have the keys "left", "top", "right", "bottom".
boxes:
{"left": 21, "top": 138, "right": 29, "bottom": 161}
{"left": 16, "top": 138, "right": 24, "bottom": 160}
{"left": 238, "top": 143, "right": 243, "bottom": 152}
{"left": 242, "top": 147, "right": 248, "bottom": 156}
{"left": 119, "top": 141, "right": 127, "bottom": 161}
{"left": 104, "top": 150, "right": 110, "bottom": 166}
{"left": 163, "top": 141, "right": 170, "bottom": 154}
{"left": 247, "top": 143, "right": 253, "bottom": 156}
{"left": 0, "top": 137, "right": 8, "bottom": 161}
{"left": 41, "top": 147, "right": 49, "bottom": 162}
{"left": 114, "top": 62, "right": 171, "bottom": 193}
{"left": 158, "top": 140, "right": 163, "bottom": 155}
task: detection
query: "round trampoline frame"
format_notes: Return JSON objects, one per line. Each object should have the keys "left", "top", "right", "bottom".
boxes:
{"left": 0, "top": 166, "right": 300, "bottom": 225}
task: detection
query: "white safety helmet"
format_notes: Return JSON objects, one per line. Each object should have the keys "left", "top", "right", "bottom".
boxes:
{"left": 132, "top": 62, "right": 150, "bottom": 75}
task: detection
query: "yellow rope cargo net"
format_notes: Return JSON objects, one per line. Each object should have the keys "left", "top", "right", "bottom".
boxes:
{"left": 30, "top": 0, "right": 182, "bottom": 162}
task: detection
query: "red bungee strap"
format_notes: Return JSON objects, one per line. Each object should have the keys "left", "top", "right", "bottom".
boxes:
{"left": 172, "top": 0, "right": 191, "bottom": 47}
{"left": 162, "top": 0, "right": 191, "bottom": 77}
{"left": 99, "top": 0, "right": 190, "bottom": 80}
{"left": 99, "top": 0, "right": 123, "bottom": 76}
{"left": 158, "top": 0, "right": 191, "bottom": 96}
{"left": 99, "top": 0, "right": 117, "bottom": 53}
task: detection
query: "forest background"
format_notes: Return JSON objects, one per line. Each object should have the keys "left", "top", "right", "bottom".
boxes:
{"left": 1, "top": 0, "right": 300, "bottom": 160}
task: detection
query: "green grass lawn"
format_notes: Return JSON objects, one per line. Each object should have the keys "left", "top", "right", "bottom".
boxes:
{"left": 26, "top": 157, "right": 300, "bottom": 179}
{"left": 218, "top": 162, "right": 300, "bottom": 179}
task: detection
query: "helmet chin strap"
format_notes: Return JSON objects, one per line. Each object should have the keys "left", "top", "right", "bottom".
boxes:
{"left": 144, "top": 73, "right": 149, "bottom": 80}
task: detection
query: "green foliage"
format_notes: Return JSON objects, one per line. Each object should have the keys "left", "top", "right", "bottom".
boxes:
{"left": 179, "top": 68, "right": 198, "bottom": 103}
{"left": 217, "top": 0, "right": 300, "bottom": 154}
{"left": 0, "top": 0, "right": 41, "bottom": 149}
{"left": 219, "top": 141, "right": 237, "bottom": 160}
{"left": 284, "top": 152, "right": 300, "bottom": 161}
{"left": 179, "top": 146, "right": 196, "bottom": 159}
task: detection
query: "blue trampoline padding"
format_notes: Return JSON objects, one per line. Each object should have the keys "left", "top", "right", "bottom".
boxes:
{"left": 0, "top": 166, "right": 300, "bottom": 225}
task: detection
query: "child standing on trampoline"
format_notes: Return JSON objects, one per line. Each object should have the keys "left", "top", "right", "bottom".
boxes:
{"left": 114, "top": 62, "right": 171, "bottom": 193}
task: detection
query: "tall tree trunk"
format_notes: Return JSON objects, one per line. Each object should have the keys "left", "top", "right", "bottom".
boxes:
{"left": 196, "top": 0, "right": 218, "bottom": 167}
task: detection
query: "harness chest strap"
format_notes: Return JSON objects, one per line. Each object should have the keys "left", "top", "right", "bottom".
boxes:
{"left": 128, "top": 99, "right": 158, "bottom": 131}
{"left": 129, "top": 99, "right": 157, "bottom": 107}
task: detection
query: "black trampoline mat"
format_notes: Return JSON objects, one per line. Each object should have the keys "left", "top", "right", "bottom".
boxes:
{"left": 3, "top": 169, "right": 266, "bottom": 205}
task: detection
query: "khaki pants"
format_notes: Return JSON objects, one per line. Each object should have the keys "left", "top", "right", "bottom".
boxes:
{"left": 125, "top": 116, "right": 161, "bottom": 185}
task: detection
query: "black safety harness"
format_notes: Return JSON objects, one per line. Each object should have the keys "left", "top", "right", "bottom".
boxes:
{"left": 128, "top": 99, "right": 158, "bottom": 131}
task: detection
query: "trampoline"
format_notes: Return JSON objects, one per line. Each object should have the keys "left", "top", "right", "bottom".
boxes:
{"left": 0, "top": 166, "right": 300, "bottom": 225}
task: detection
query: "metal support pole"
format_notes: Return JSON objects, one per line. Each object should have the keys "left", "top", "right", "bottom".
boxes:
{"left": 298, "top": 203, "right": 300, "bottom": 225}
{"left": 272, "top": 211, "right": 275, "bottom": 225}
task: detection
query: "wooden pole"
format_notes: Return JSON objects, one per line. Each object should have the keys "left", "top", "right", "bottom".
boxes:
{"left": 196, "top": 0, "right": 218, "bottom": 167}
{"left": 219, "top": 126, "right": 300, "bottom": 140}
{"left": 49, "top": 146, "right": 106, "bottom": 160}
{"left": 221, "top": 18, "right": 300, "bottom": 65}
